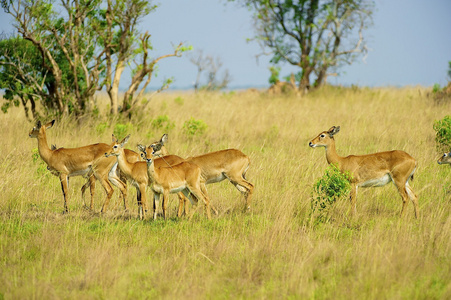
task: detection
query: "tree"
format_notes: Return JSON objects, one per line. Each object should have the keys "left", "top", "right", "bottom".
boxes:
{"left": 0, "top": 35, "right": 45, "bottom": 120}
{"left": 232, "top": 0, "right": 373, "bottom": 92}
{"left": 188, "top": 49, "right": 231, "bottom": 92}
{"left": 0, "top": 0, "right": 187, "bottom": 117}
{"left": 100, "top": 0, "right": 188, "bottom": 115}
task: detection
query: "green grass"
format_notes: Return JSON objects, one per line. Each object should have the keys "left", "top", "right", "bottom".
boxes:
{"left": 1, "top": 87, "right": 451, "bottom": 299}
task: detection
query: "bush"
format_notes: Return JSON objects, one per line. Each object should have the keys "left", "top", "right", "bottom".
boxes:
{"left": 113, "top": 123, "right": 134, "bottom": 140}
{"left": 310, "top": 164, "right": 352, "bottom": 223}
{"left": 32, "top": 148, "right": 52, "bottom": 178}
{"left": 182, "top": 118, "right": 208, "bottom": 137}
{"left": 151, "top": 115, "right": 175, "bottom": 132}
{"left": 433, "top": 115, "right": 451, "bottom": 152}
{"left": 95, "top": 122, "right": 109, "bottom": 135}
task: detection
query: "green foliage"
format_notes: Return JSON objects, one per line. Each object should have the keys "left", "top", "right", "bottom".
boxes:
{"left": 433, "top": 115, "right": 451, "bottom": 152}
{"left": 174, "top": 96, "right": 184, "bottom": 106}
{"left": 31, "top": 148, "right": 51, "bottom": 178}
{"left": 113, "top": 123, "right": 134, "bottom": 140}
{"left": 432, "top": 83, "right": 442, "bottom": 93}
{"left": 310, "top": 164, "right": 352, "bottom": 223}
{"left": 232, "top": 0, "right": 373, "bottom": 90}
{"left": 268, "top": 66, "right": 281, "bottom": 85}
{"left": 95, "top": 122, "right": 109, "bottom": 135}
{"left": 182, "top": 118, "right": 208, "bottom": 137}
{"left": 151, "top": 115, "right": 175, "bottom": 132}
{"left": 2, "top": 0, "right": 181, "bottom": 117}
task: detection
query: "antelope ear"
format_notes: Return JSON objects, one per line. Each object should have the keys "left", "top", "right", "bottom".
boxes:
{"left": 120, "top": 135, "right": 130, "bottom": 147}
{"left": 46, "top": 120, "right": 56, "bottom": 129}
{"left": 161, "top": 134, "right": 168, "bottom": 145}
{"left": 328, "top": 126, "right": 340, "bottom": 137}
{"left": 112, "top": 134, "right": 118, "bottom": 143}
{"left": 137, "top": 144, "right": 147, "bottom": 152}
{"left": 36, "top": 120, "right": 42, "bottom": 128}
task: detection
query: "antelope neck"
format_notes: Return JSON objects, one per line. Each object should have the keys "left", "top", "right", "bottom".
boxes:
{"left": 37, "top": 131, "right": 53, "bottom": 165}
{"left": 325, "top": 140, "right": 342, "bottom": 166}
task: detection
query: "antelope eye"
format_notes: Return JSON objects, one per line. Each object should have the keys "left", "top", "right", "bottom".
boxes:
{"left": 113, "top": 145, "right": 118, "bottom": 149}
{"left": 320, "top": 134, "right": 325, "bottom": 138}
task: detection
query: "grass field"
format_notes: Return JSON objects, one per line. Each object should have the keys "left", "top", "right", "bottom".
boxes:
{"left": 1, "top": 86, "right": 451, "bottom": 299}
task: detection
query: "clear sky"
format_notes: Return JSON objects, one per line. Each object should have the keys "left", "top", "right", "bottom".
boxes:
{"left": 1, "top": 0, "right": 450, "bottom": 90}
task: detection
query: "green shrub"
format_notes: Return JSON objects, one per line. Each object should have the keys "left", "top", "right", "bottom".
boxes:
{"left": 433, "top": 115, "right": 451, "bottom": 152}
{"left": 113, "top": 123, "right": 134, "bottom": 139}
{"left": 182, "top": 118, "right": 208, "bottom": 137}
{"left": 96, "top": 122, "right": 109, "bottom": 135}
{"left": 268, "top": 66, "right": 281, "bottom": 85}
{"left": 432, "top": 83, "right": 442, "bottom": 94}
{"left": 174, "top": 96, "right": 184, "bottom": 106}
{"left": 310, "top": 164, "right": 352, "bottom": 223}
{"left": 31, "top": 148, "right": 51, "bottom": 177}
{"left": 151, "top": 115, "right": 175, "bottom": 132}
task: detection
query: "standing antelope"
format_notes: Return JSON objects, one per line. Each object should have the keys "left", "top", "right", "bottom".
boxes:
{"left": 29, "top": 120, "right": 127, "bottom": 213}
{"left": 438, "top": 152, "right": 451, "bottom": 166}
{"left": 139, "top": 134, "right": 254, "bottom": 215}
{"left": 105, "top": 135, "right": 151, "bottom": 220}
{"left": 81, "top": 135, "right": 141, "bottom": 212}
{"left": 309, "top": 126, "right": 419, "bottom": 218}
{"left": 144, "top": 154, "right": 213, "bottom": 220}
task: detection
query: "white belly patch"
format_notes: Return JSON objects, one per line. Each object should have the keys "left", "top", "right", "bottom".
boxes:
{"left": 359, "top": 174, "right": 392, "bottom": 187}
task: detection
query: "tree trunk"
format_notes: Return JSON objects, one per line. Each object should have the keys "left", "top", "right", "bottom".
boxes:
{"left": 108, "top": 62, "right": 125, "bottom": 115}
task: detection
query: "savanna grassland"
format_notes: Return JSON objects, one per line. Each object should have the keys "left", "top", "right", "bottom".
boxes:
{"left": 1, "top": 86, "right": 451, "bottom": 299}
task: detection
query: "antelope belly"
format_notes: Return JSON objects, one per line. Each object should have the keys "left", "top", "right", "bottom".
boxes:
{"left": 359, "top": 174, "right": 392, "bottom": 187}
{"left": 169, "top": 186, "right": 186, "bottom": 193}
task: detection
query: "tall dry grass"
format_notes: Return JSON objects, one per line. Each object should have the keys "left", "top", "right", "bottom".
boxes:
{"left": 1, "top": 86, "right": 451, "bottom": 299}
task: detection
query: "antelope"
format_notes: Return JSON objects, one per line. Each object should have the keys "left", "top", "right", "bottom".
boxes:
{"left": 29, "top": 120, "right": 128, "bottom": 213}
{"left": 138, "top": 138, "right": 191, "bottom": 217}
{"left": 438, "top": 152, "right": 451, "bottom": 166}
{"left": 47, "top": 137, "right": 141, "bottom": 212}
{"left": 309, "top": 126, "right": 419, "bottom": 218}
{"left": 81, "top": 135, "right": 141, "bottom": 212}
{"left": 105, "top": 135, "right": 151, "bottom": 220}
{"left": 143, "top": 153, "right": 213, "bottom": 221}
{"left": 139, "top": 134, "right": 254, "bottom": 215}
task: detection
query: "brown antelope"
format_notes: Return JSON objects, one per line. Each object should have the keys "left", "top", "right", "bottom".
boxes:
{"left": 438, "top": 152, "right": 451, "bottom": 166}
{"left": 29, "top": 120, "right": 127, "bottom": 213}
{"left": 81, "top": 135, "right": 141, "bottom": 212}
{"left": 309, "top": 126, "right": 419, "bottom": 218}
{"left": 107, "top": 135, "right": 212, "bottom": 220}
{"left": 105, "top": 135, "right": 152, "bottom": 220}
{"left": 143, "top": 154, "right": 213, "bottom": 221}
{"left": 47, "top": 136, "right": 141, "bottom": 212}
{"left": 139, "top": 134, "right": 254, "bottom": 215}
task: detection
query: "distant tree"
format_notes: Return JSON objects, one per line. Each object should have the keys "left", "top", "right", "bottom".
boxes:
{"left": 189, "top": 50, "right": 231, "bottom": 91}
{"left": 230, "top": 0, "right": 374, "bottom": 92}
{"left": 0, "top": 0, "right": 187, "bottom": 117}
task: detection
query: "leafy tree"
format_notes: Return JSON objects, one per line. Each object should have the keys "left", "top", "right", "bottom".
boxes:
{"left": 231, "top": 0, "right": 374, "bottom": 92}
{"left": 0, "top": 36, "right": 44, "bottom": 120}
{"left": 101, "top": 0, "right": 189, "bottom": 115}
{"left": 0, "top": 0, "right": 188, "bottom": 117}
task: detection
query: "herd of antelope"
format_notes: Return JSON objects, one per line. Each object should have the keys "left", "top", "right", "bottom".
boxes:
{"left": 29, "top": 121, "right": 451, "bottom": 220}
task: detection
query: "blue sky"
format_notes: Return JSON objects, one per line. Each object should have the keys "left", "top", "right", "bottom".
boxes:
{"left": 1, "top": 0, "right": 450, "bottom": 90}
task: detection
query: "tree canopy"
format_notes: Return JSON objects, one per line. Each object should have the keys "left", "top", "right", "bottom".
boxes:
{"left": 233, "top": 0, "right": 374, "bottom": 92}
{"left": 0, "top": 0, "right": 188, "bottom": 118}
